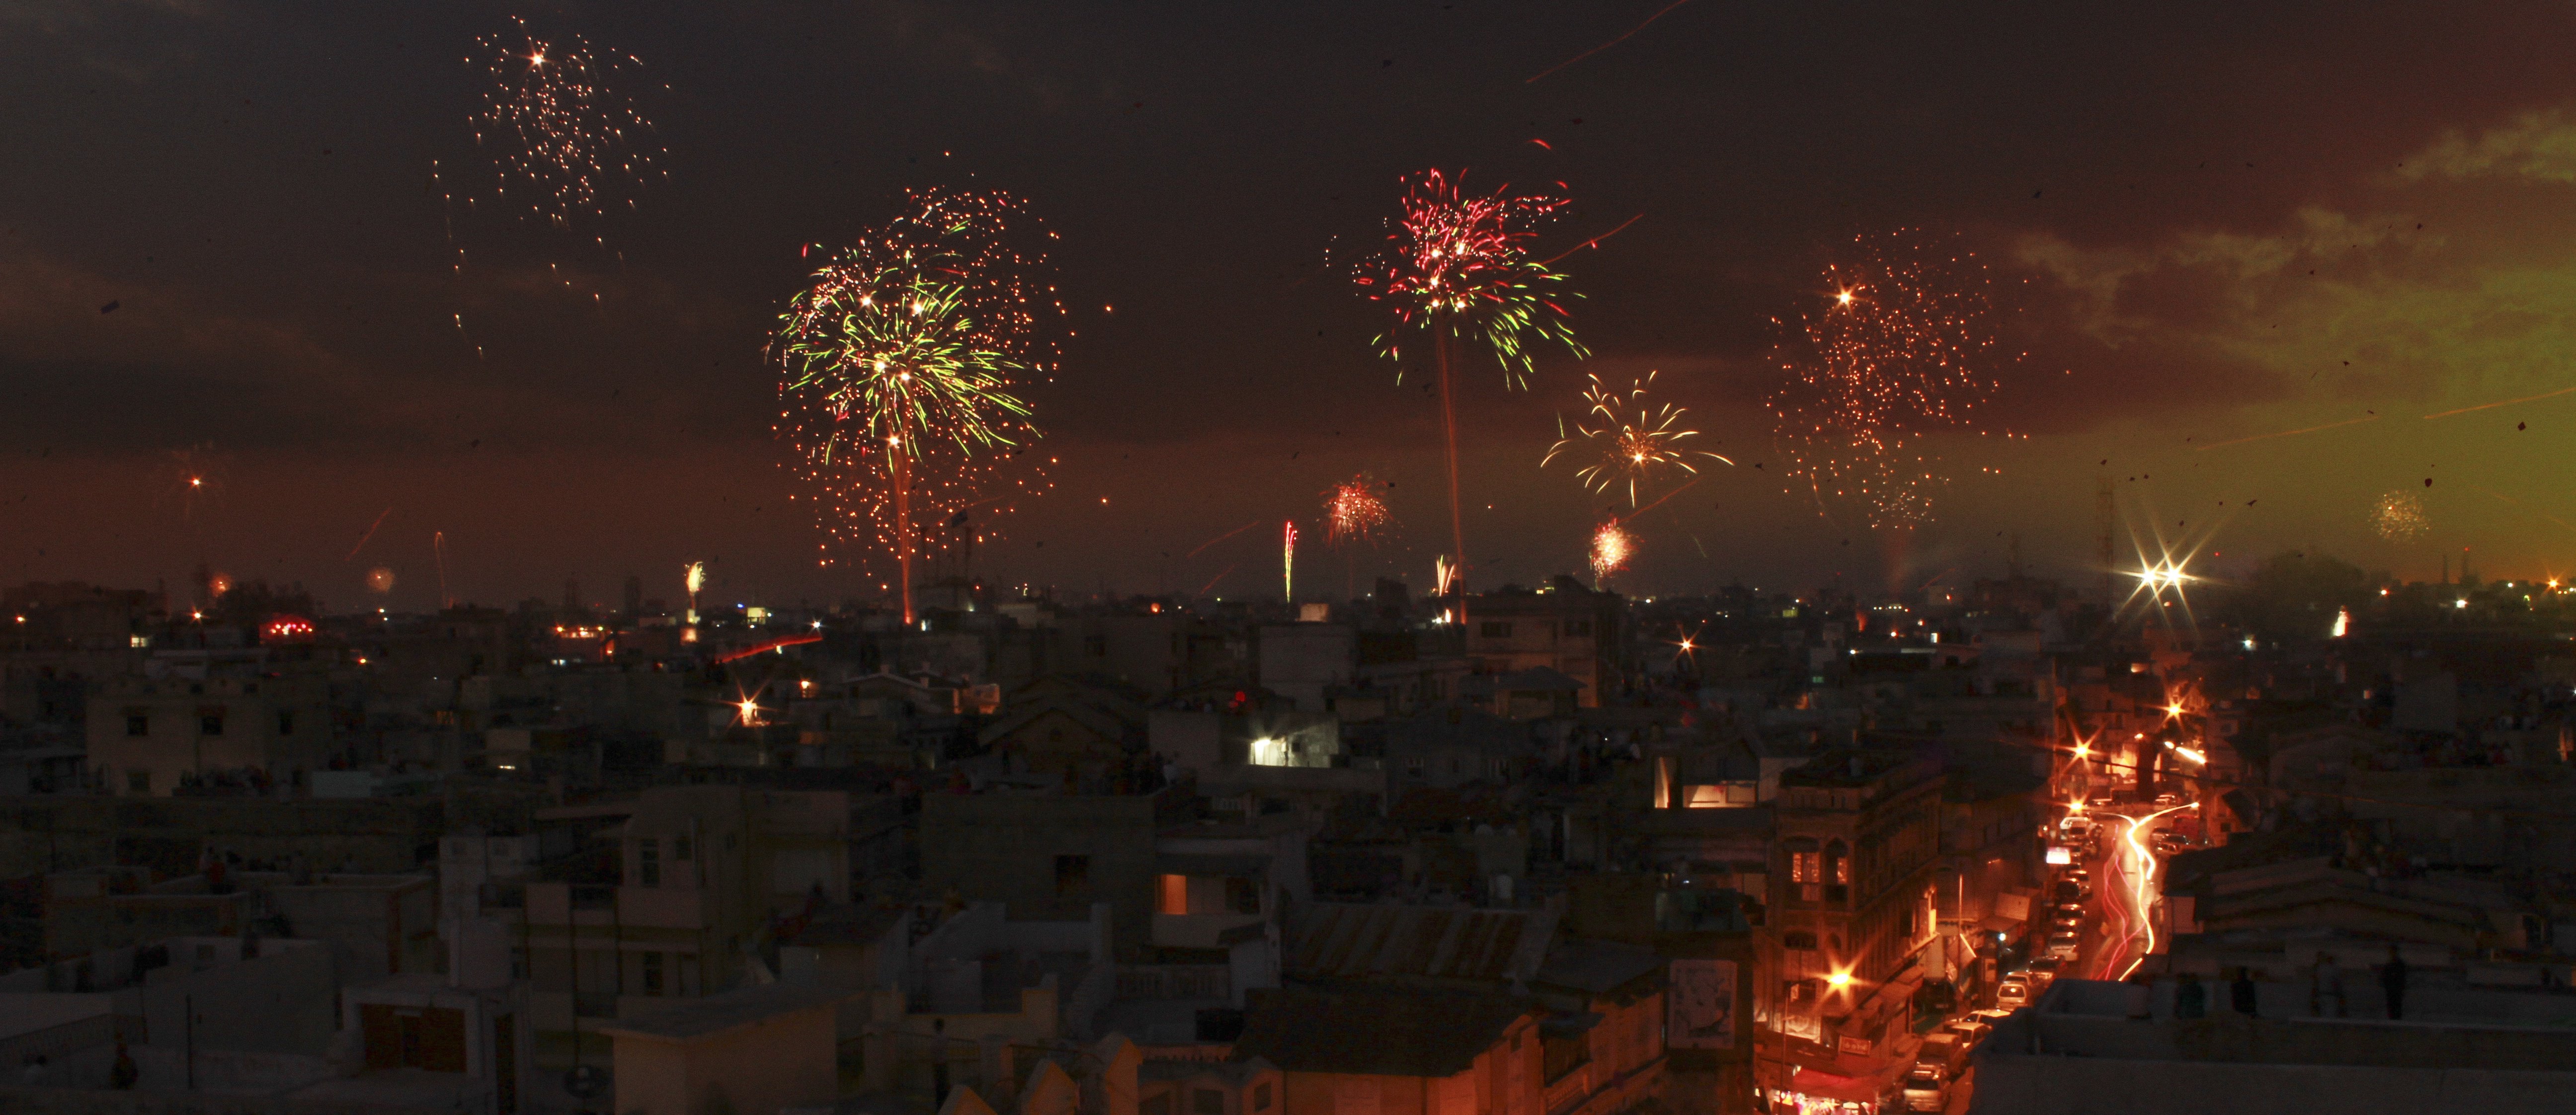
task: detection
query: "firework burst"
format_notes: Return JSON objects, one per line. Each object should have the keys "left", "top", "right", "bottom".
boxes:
{"left": 159, "top": 443, "right": 228, "bottom": 522}
{"left": 470, "top": 16, "right": 663, "bottom": 225}
{"left": 1357, "top": 169, "right": 1587, "bottom": 388}
{"left": 775, "top": 189, "right": 1060, "bottom": 621}
{"left": 1543, "top": 370, "right": 1729, "bottom": 506}
{"left": 1590, "top": 520, "right": 1634, "bottom": 584}
{"left": 1766, "top": 229, "right": 2008, "bottom": 528}
{"left": 1357, "top": 169, "right": 1589, "bottom": 614}
{"left": 1323, "top": 475, "right": 1394, "bottom": 547}
{"left": 2373, "top": 490, "right": 2431, "bottom": 541}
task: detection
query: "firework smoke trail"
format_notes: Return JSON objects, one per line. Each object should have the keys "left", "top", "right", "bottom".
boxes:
{"left": 2423, "top": 383, "right": 2576, "bottom": 420}
{"left": 346, "top": 507, "right": 394, "bottom": 562}
{"left": 2373, "top": 490, "right": 2431, "bottom": 541}
{"left": 2193, "top": 414, "right": 2379, "bottom": 452}
{"left": 471, "top": 16, "right": 663, "bottom": 226}
{"left": 1591, "top": 520, "right": 1633, "bottom": 586}
{"left": 1544, "top": 370, "right": 1729, "bottom": 506}
{"left": 434, "top": 531, "right": 451, "bottom": 608}
{"left": 1186, "top": 520, "right": 1262, "bottom": 559}
{"left": 1358, "top": 169, "right": 1588, "bottom": 616}
{"left": 1766, "top": 229, "right": 2010, "bottom": 528}
{"left": 775, "top": 189, "right": 1061, "bottom": 623}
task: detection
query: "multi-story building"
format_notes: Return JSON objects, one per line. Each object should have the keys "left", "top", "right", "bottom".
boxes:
{"left": 1753, "top": 749, "right": 1943, "bottom": 1114}
{"left": 517, "top": 786, "right": 850, "bottom": 1064}
{"left": 1231, "top": 986, "right": 1544, "bottom": 1115}
{"left": 86, "top": 673, "right": 332, "bottom": 796}
{"left": 1465, "top": 580, "right": 1624, "bottom": 708}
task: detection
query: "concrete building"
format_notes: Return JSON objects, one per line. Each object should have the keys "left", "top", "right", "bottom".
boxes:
{"left": 0, "top": 794, "right": 450, "bottom": 880}
{"left": 86, "top": 672, "right": 332, "bottom": 796}
{"left": 318, "top": 973, "right": 536, "bottom": 1115}
{"left": 1466, "top": 581, "right": 1624, "bottom": 709}
{"left": 1527, "top": 940, "right": 1669, "bottom": 1115}
{"left": 1258, "top": 624, "right": 1355, "bottom": 715}
{"left": 520, "top": 786, "right": 852, "bottom": 1061}
{"left": 1231, "top": 986, "right": 1544, "bottom": 1115}
{"left": 1385, "top": 706, "right": 1541, "bottom": 791}
{"left": 0, "top": 934, "right": 340, "bottom": 1088}
{"left": 604, "top": 982, "right": 860, "bottom": 1115}
{"left": 1967, "top": 977, "right": 2576, "bottom": 1115}
{"left": 1753, "top": 749, "right": 1944, "bottom": 1113}
{"left": 861, "top": 900, "right": 1117, "bottom": 1101}
{"left": 921, "top": 788, "right": 1177, "bottom": 955}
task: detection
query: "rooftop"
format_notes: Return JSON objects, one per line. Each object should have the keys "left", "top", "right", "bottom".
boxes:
{"left": 1233, "top": 987, "right": 1530, "bottom": 1077}
{"left": 599, "top": 981, "right": 858, "bottom": 1041}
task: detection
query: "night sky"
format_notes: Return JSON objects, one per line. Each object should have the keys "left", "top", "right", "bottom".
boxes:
{"left": 10, "top": 0, "right": 2576, "bottom": 611}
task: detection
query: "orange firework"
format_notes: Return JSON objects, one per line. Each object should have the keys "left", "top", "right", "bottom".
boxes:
{"left": 471, "top": 15, "right": 663, "bottom": 224}
{"left": 1590, "top": 520, "right": 1633, "bottom": 584}
{"left": 1323, "top": 474, "right": 1394, "bottom": 546}
{"left": 1544, "top": 370, "right": 1729, "bottom": 506}
{"left": 1766, "top": 229, "right": 2010, "bottom": 527}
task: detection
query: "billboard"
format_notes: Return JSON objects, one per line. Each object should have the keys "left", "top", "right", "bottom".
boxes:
{"left": 1668, "top": 958, "right": 1738, "bottom": 1049}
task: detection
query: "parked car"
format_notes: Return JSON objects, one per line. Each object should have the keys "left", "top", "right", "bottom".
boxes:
{"left": 1903, "top": 1065, "right": 1947, "bottom": 1113}
{"left": 2046, "top": 930, "right": 2083, "bottom": 960}
{"left": 2154, "top": 792, "right": 2181, "bottom": 808}
{"left": 1942, "top": 1016, "right": 1994, "bottom": 1049}
{"left": 2055, "top": 902, "right": 2088, "bottom": 921}
{"left": 2024, "top": 957, "right": 2064, "bottom": 989}
{"left": 1995, "top": 975, "right": 2033, "bottom": 1010}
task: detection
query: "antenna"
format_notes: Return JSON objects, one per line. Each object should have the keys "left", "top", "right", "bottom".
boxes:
{"left": 2095, "top": 477, "right": 2115, "bottom": 609}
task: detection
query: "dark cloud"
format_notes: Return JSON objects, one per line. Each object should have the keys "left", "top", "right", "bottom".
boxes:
{"left": 11, "top": 0, "right": 2576, "bottom": 597}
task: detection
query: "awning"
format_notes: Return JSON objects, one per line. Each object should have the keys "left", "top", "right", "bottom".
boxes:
{"left": 1978, "top": 915, "right": 2021, "bottom": 936}
{"left": 1786, "top": 1067, "right": 1880, "bottom": 1102}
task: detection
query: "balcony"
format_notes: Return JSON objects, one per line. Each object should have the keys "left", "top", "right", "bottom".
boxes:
{"left": 523, "top": 881, "right": 712, "bottom": 929}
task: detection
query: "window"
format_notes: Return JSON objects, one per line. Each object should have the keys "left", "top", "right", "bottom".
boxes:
{"left": 127, "top": 770, "right": 150, "bottom": 793}
{"left": 1565, "top": 620, "right": 1592, "bottom": 637}
{"left": 1194, "top": 1090, "right": 1225, "bottom": 1115}
{"left": 642, "top": 951, "right": 664, "bottom": 994}
{"left": 1143, "top": 1097, "right": 1173, "bottom": 1115}
{"left": 277, "top": 711, "right": 295, "bottom": 735}
{"left": 1158, "top": 874, "right": 1189, "bottom": 916}
{"left": 1253, "top": 1084, "right": 1272, "bottom": 1112}
{"left": 673, "top": 837, "right": 693, "bottom": 861}
{"left": 638, "top": 839, "right": 660, "bottom": 887}
{"left": 1480, "top": 622, "right": 1513, "bottom": 638}
{"left": 1783, "top": 931, "right": 1818, "bottom": 951}
{"left": 125, "top": 715, "right": 148, "bottom": 737}
{"left": 200, "top": 714, "right": 225, "bottom": 736}
{"left": 1055, "top": 854, "right": 1091, "bottom": 899}
{"left": 1224, "top": 876, "right": 1261, "bottom": 915}
{"left": 1791, "top": 851, "right": 1821, "bottom": 902}
{"left": 1405, "top": 758, "right": 1425, "bottom": 775}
